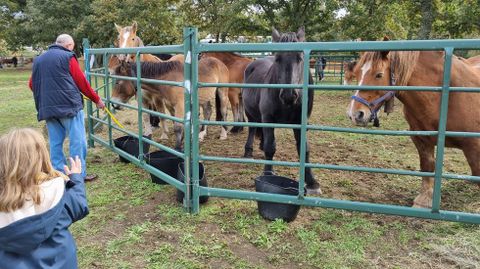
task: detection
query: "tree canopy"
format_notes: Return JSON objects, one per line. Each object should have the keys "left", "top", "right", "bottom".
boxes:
{"left": 0, "top": 0, "right": 479, "bottom": 53}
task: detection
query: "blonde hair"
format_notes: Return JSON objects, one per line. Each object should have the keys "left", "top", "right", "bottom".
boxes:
{"left": 0, "top": 128, "right": 66, "bottom": 212}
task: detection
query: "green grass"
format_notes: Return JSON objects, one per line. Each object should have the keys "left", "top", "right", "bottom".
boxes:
{"left": 1, "top": 69, "right": 480, "bottom": 269}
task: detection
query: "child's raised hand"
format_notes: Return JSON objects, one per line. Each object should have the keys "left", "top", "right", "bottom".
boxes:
{"left": 64, "top": 156, "right": 82, "bottom": 175}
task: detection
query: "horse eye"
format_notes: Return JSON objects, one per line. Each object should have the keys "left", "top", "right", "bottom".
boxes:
{"left": 132, "top": 38, "right": 135, "bottom": 41}
{"left": 375, "top": 73, "right": 384, "bottom": 79}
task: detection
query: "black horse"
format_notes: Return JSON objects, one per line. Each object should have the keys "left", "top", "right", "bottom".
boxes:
{"left": 241, "top": 27, "right": 321, "bottom": 194}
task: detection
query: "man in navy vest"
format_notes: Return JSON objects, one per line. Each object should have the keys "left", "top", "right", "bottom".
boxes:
{"left": 29, "top": 34, "right": 105, "bottom": 181}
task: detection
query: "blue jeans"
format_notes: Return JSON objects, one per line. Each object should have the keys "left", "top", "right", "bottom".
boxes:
{"left": 46, "top": 110, "right": 87, "bottom": 178}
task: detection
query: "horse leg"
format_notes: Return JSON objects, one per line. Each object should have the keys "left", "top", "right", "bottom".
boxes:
{"left": 462, "top": 140, "right": 480, "bottom": 186}
{"left": 173, "top": 105, "right": 184, "bottom": 150}
{"left": 158, "top": 100, "right": 169, "bottom": 140}
{"left": 411, "top": 136, "right": 435, "bottom": 208}
{"left": 262, "top": 124, "right": 276, "bottom": 176}
{"left": 216, "top": 88, "right": 229, "bottom": 140}
{"left": 229, "top": 88, "right": 244, "bottom": 134}
{"left": 140, "top": 98, "right": 153, "bottom": 137}
{"left": 293, "top": 129, "right": 321, "bottom": 194}
{"left": 244, "top": 126, "right": 256, "bottom": 158}
{"left": 199, "top": 101, "right": 212, "bottom": 142}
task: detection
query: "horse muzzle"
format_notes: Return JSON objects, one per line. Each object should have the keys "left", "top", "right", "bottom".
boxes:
{"left": 353, "top": 110, "right": 370, "bottom": 127}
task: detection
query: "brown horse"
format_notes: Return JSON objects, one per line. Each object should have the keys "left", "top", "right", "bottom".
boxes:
{"left": 111, "top": 22, "right": 184, "bottom": 139}
{"left": 464, "top": 55, "right": 480, "bottom": 70}
{"left": 343, "top": 60, "right": 357, "bottom": 85}
{"left": 112, "top": 57, "right": 230, "bottom": 150}
{"left": 346, "top": 48, "right": 480, "bottom": 208}
{"left": 201, "top": 52, "right": 253, "bottom": 133}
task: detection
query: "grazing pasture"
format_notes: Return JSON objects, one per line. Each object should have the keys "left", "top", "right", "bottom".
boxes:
{"left": 1, "top": 69, "right": 479, "bottom": 268}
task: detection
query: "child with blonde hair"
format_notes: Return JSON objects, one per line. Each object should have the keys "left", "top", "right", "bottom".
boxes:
{"left": 0, "top": 128, "right": 89, "bottom": 269}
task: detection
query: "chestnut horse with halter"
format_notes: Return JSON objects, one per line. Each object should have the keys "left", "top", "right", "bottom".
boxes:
{"left": 201, "top": 52, "right": 253, "bottom": 133}
{"left": 347, "top": 43, "right": 480, "bottom": 208}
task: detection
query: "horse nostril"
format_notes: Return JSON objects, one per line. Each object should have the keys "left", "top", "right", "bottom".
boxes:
{"left": 355, "top": 111, "right": 364, "bottom": 121}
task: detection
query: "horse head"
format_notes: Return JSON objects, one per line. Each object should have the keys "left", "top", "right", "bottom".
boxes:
{"left": 114, "top": 21, "right": 142, "bottom": 62}
{"left": 111, "top": 60, "right": 136, "bottom": 109}
{"left": 271, "top": 26, "right": 305, "bottom": 106}
{"left": 343, "top": 60, "right": 357, "bottom": 85}
{"left": 347, "top": 37, "right": 397, "bottom": 127}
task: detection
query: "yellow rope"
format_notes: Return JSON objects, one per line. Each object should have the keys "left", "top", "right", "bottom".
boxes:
{"left": 103, "top": 106, "right": 125, "bottom": 129}
{"left": 83, "top": 96, "right": 124, "bottom": 129}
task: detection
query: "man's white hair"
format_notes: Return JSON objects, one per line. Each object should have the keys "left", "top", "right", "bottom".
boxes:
{"left": 55, "top": 34, "right": 74, "bottom": 46}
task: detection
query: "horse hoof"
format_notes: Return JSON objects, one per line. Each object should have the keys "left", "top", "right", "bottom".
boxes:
{"left": 219, "top": 135, "right": 227, "bottom": 140}
{"left": 160, "top": 134, "right": 168, "bottom": 140}
{"left": 306, "top": 186, "right": 322, "bottom": 195}
{"left": 243, "top": 152, "right": 253, "bottom": 158}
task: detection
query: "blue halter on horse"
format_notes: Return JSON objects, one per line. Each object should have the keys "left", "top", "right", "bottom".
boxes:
{"left": 350, "top": 62, "right": 397, "bottom": 127}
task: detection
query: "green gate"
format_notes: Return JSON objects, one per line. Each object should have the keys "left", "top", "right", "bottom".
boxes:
{"left": 84, "top": 27, "right": 480, "bottom": 224}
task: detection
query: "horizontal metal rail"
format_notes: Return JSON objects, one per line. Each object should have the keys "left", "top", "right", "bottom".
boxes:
{"left": 199, "top": 120, "right": 480, "bottom": 138}
{"left": 88, "top": 72, "right": 185, "bottom": 87}
{"left": 88, "top": 45, "right": 184, "bottom": 55}
{"left": 198, "top": 82, "right": 480, "bottom": 93}
{"left": 198, "top": 39, "right": 480, "bottom": 52}
{"left": 200, "top": 187, "right": 480, "bottom": 224}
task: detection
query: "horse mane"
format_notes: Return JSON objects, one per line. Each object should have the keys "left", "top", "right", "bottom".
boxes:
{"left": 278, "top": 32, "right": 298, "bottom": 43}
{"left": 133, "top": 61, "right": 183, "bottom": 78}
{"left": 357, "top": 51, "right": 420, "bottom": 86}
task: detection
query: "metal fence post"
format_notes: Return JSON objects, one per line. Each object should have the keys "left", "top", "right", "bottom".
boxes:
{"left": 431, "top": 47, "right": 454, "bottom": 212}
{"left": 182, "top": 27, "right": 194, "bottom": 213}
{"left": 189, "top": 28, "right": 201, "bottom": 214}
{"left": 83, "top": 38, "right": 94, "bottom": 148}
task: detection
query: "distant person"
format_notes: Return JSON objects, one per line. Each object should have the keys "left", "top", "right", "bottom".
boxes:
{"left": 0, "top": 128, "right": 88, "bottom": 269}
{"left": 12, "top": 56, "right": 17, "bottom": 68}
{"left": 29, "top": 34, "right": 105, "bottom": 182}
{"left": 316, "top": 56, "right": 327, "bottom": 81}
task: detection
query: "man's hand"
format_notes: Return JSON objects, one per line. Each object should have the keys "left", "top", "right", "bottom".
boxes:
{"left": 96, "top": 99, "right": 105, "bottom": 109}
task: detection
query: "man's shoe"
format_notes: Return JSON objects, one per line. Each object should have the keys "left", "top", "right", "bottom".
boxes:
{"left": 84, "top": 174, "right": 98, "bottom": 182}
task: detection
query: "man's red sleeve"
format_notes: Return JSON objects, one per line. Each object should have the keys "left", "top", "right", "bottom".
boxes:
{"left": 69, "top": 57, "right": 100, "bottom": 104}
{"left": 28, "top": 76, "right": 33, "bottom": 91}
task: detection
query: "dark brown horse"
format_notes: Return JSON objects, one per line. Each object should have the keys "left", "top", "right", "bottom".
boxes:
{"left": 347, "top": 47, "right": 480, "bottom": 208}
{"left": 242, "top": 27, "right": 321, "bottom": 194}
{"left": 201, "top": 52, "right": 253, "bottom": 133}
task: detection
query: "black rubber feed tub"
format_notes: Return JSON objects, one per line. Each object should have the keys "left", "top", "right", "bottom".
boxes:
{"left": 176, "top": 162, "right": 208, "bottom": 204}
{"left": 255, "top": 175, "right": 303, "bottom": 222}
{"left": 145, "top": 150, "right": 182, "bottom": 184}
{"left": 113, "top": 135, "right": 151, "bottom": 163}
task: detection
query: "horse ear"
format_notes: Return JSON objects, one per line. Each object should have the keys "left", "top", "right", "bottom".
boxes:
{"left": 383, "top": 35, "right": 390, "bottom": 41}
{"left": 296, "top": 26, "right": 305, "bottom": 42}
{"left": 115, "top": 23, "right": 122, "bottom": 34}
{"left": 380, "top": 36, "right": 390, "bottom": 58}
{"left": 132, "top": 21, "right": 137, "bottom": 34}
{"left": 272, "top": 27, "right": 281, "bottom": 42}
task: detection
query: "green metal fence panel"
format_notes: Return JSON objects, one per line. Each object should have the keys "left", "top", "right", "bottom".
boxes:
{"left": 84, "top": 27, "right": 480, "bottom": 224}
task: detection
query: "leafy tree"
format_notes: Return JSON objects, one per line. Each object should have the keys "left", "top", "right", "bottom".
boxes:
{"left": 78, "top": 0, "right": 182, "bottom": 48}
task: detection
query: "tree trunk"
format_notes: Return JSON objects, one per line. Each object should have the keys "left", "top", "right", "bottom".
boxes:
{"left": 418, "top": 0, "right": 434, "bottom": 39}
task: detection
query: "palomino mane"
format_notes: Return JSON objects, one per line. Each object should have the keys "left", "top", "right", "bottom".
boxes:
{"left": 357, "top": 51, "right": 420, "bottom": 86}
{"left": 133, "top": 61, "right": 183, "bottom": 78}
